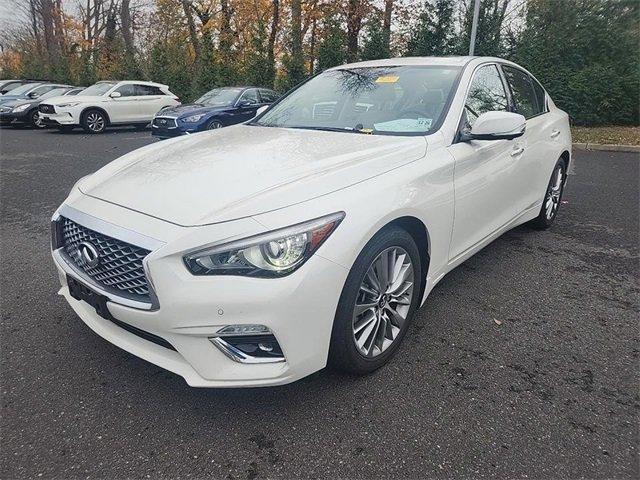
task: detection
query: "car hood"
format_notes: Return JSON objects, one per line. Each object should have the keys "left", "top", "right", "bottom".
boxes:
{"left": 78, "top": 125, "right": 427, "bottom": 226}
{"left": 0, "top": 99, "right": 28, "bottom": 108}
{"left": 158, "top": 104, "right": 225, "bottom": 118}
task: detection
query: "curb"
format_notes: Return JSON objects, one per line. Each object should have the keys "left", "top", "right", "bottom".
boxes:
{"left": 573, "top": 143, "right": 640, "bottom": 153}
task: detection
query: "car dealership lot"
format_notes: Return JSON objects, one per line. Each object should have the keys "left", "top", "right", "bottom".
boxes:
{"left": 1, "top": 127, "right": 638, "bottom": 479}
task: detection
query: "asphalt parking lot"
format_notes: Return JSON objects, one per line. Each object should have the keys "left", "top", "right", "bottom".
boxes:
{"left": 1, "top": 126, "right": 638, "bottom": 479}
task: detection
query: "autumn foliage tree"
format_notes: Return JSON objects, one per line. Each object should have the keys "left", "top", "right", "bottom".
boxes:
{"left": 0, "top": 0, "right": 637, "bottom": 126}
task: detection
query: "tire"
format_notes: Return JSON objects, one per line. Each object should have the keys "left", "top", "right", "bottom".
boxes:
{"left": 206, "top": 119, "right": 223, "bottom": 130}
{"left": 529, "top": 159, "right": 567, "bottom": 229}
{"left": 328, "top": 226, "right": 423, "bottom": 374}
{"left": 81, "top": 109, "right": 107, "bottom": 133}
{"left": 30, "top": 109, "right": 45, "bottom": 128}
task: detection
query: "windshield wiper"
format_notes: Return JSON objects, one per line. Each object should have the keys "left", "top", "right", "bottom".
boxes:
{"left": 287, "top": 125, "right": 373, "bottom": 134}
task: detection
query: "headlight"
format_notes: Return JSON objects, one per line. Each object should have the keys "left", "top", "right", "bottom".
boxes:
{"left": 12, "top": 104, "right": 30, "bottom": 112}
{"left": 57, "top": 102, "right": 80, "bottom": 108}
{"left": 184, "top": 212, "right": 345, "bottom": 277}
{"left": 183, "top": 114, "right": 206, "bottom": 123}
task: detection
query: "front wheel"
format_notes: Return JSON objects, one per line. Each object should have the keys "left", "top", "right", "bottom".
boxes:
{"left": 206, "top": 119, "right": 223, "bottom": 130}
{"left": 529, "top": 159, "right": 567, "bottom": 229}
{"left": 81, "top": 109, "right": 107, "bottom": 133}
{"left": 329, "top": 226, "right": 422, "bottom": 374}
{"left": 30, "top": 109, "right": 45, "bottom": 128}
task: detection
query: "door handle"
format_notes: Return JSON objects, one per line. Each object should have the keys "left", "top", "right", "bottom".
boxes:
{"left": 510, "top": 147, "right": 525, "bottom": 157}
{"left": 550, "top": 129, "right": 561, "bottom": 138}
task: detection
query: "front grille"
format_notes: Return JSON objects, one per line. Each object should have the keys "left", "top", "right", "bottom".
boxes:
{"left": 60, "top": 217, "right": 151, "bottom": 299}
{"left": 152, "top": 117, "right": 176, "bottom": 128}
{"left": 39, "top": 104, "right": 55, "bottom": 114}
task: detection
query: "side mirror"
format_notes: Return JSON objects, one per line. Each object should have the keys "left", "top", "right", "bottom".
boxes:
{"left": 465, "top": 111, "right": 525, "bottom": 141}
{"left": 28, "top": 92, "right": 40, "bottom": 98}
{"left": 254, "top": 105, "right": 269, "bottom": 117}
{"left": 109, "top": 91, "right": 122, "bottom": 98}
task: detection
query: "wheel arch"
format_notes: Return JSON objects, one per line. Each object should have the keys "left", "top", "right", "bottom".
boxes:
{"left": 383, "top": 216, "right": 431, "bottom": 301}
{"left": 80, "top": 106, "right": 110, "bottom": 125}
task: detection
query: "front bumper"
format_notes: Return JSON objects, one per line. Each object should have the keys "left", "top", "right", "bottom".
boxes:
{"left": 151, "top": 124, "right": 186, "bottom": 138}
{"left": 0, "top": 111, "right": 28, "bottom": 124}
{"left": 39, "top": 111, "right": 78, "bottom": 126}
{"left": 51, "top": 200, "right": 349, "bottom": 387}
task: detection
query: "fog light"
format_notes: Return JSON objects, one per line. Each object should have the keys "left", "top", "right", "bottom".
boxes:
{"left": 210, "top": 326, "right": 285, "bottom": 364}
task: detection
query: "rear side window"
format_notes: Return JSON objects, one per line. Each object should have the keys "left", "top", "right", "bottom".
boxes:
{"left": 136, "top": 85, "right": 164, "bottom": 96}
{"left": 502, "top": 66, "right": 539, "bottom": 119}
{"left": 464, "top": 64, "right": 509, "bottom": 128}
{"left": 530, "top": 78, "right": 547, "bottom": 114}
{"left": 259, "top": 89, "right": 278, "bottom": 103}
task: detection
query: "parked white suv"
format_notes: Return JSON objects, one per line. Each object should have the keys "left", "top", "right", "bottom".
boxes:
{"left": 39, "top": 80, "right": 179, "bottom": 133}
{"left": 51, "top": 57, "right": 571, "bottom": 387}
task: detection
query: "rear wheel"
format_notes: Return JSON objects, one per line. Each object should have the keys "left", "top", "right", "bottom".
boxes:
{"left": 329, "top": 226, "right": 422, "bottom": 374}
{"left": 81, "top": 109, "right": 107, "bottom": 133}
{"left": 30, "top": 109, "right": 45, "bottom": 128}
{"left": 529, "top": 159, "right": 567, "bottom": 229}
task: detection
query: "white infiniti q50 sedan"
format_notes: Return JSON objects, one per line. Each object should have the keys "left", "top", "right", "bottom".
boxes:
{"left": 51, "top": 57, "right": 571, "bottom": 387}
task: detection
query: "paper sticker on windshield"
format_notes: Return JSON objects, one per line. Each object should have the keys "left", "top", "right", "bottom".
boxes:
{"left": 373, "top": 118, "right": 433, "bottom": 132}
{"left": 375, "top": 75, "right": 399, "bottom": 84}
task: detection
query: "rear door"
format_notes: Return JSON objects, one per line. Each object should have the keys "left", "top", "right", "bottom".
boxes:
{"left": 500, "top": 66, "right": 559, "bottom": 214}
{"left": 447, "top": 63, "right": 522, "bottom": 260}
{"left": 135, "top": 84, "right": 166, "bottom": 121}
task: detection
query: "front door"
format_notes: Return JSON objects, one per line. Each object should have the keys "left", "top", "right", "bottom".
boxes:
{"left": 233, "top": 88, "right": 261, "bottom": 124}
{"left": 108, "top": 84, "right": 139, "bottom": 123}
{"left": 447, "top": 64, "right": 523, "bottom": 260}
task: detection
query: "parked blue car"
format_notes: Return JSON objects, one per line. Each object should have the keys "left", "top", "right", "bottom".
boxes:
{"left": 151, "top": 86, "right": 279, "bottom": 139}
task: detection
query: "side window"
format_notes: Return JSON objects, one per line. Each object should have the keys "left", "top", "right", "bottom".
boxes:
{"left": 259, "top": 89, "right": 278, "bottom": 103}
{"left": 530, "top": 77, "right": 547, "bottom": 114}
{"left": 30, "top": 85, "right": 57, "bottom": 97}
{"left": 464, "top": 64, "right": 509, "bottom": 128}
{"left": 238, "top": 89, "right": 259, "bottom": 105}
{"left": 136, "top": 85, "right": 163, "bottom": 96}
{"left": 114, "top": 84, "right": 137, "bottom": 97}
{"left": 502, "top": 66, "right": 538, "bottom": 119}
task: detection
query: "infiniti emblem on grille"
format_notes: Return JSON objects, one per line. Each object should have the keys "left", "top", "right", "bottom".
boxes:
{"left": 78, "top": 241, "right": 100, "bottom": 268}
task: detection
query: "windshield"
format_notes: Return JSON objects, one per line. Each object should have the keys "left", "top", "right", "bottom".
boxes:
{"left": 255, "top": 66, "right": 461, "bottom": 135}
{"left": 6, "top": 83, "right": 41, "bottom": 96}
{"left": 195, "top": 88, "right": 242, "bottom": 106}
{"left": 78, "top": 82, "right": 117, "bottom": 96}
{"left": 40, "top": 88, "right": 68, "bottom": 100}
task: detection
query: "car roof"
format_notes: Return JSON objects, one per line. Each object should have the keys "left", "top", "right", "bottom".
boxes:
{"left": 328, "top": 56, "right": 476, "bottom": 70}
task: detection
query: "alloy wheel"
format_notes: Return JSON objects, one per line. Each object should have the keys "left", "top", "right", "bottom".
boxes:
{"left": 352, "top": 246, "right": 414, "bottom": 358}
{"left": 208, "top": 120, "right": 223, "bottom": 130}
{"left": 32, "top": 111, "right": 44, "bottom": 128}
{"left": 86, "top": 112, "right": 105, "bottom": 132}
{"left": 545, "top": 165, "right": 564, "bottom": 220}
